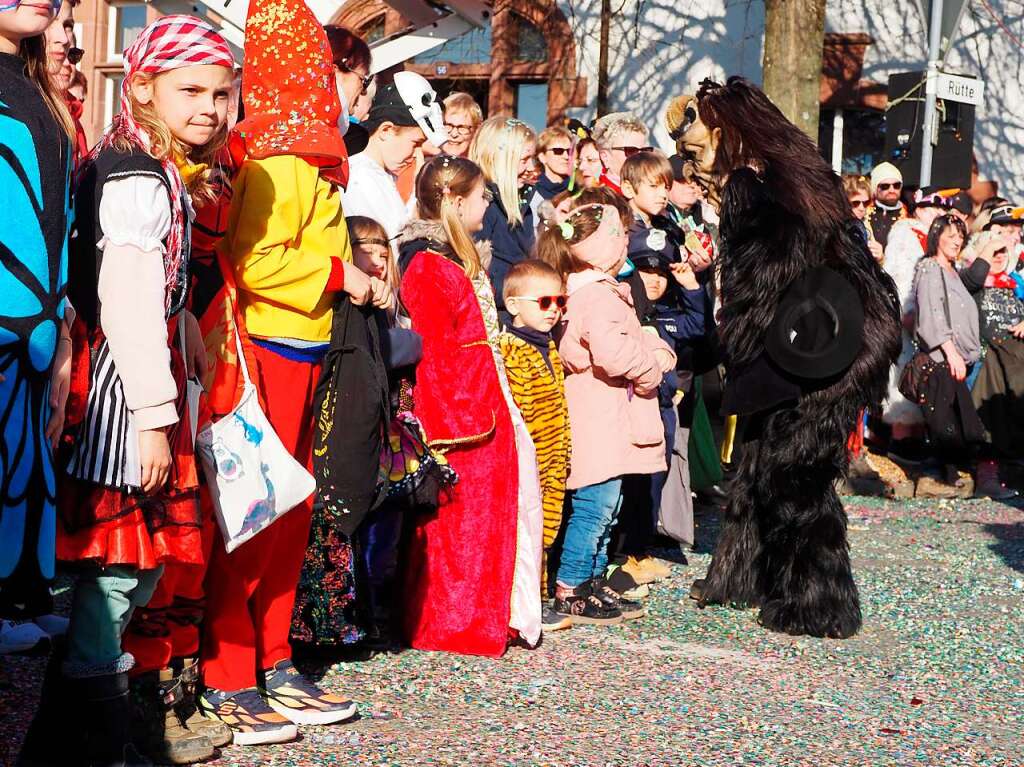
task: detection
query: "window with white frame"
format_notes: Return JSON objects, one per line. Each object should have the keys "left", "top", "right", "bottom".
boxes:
{"left": 103, "top": 73, "right": 125, "bottom": 127}
{"left": 107, "top": 3, "right": 147, "bottom": 59}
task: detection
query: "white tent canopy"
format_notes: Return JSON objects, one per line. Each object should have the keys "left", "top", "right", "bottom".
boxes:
{"left": 164, "top": 0, "right": 490, "bottom": 69}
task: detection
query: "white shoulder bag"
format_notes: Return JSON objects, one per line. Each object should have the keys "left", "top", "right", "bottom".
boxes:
{"left": 195, "top": 327, "right": 316, "bottom": 553}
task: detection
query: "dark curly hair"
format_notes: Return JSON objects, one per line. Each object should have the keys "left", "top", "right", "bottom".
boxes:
{"left": 696, "top": 77, "right": 850, "bottom": 231}
{"left": 924, "top": 214, "right": 967, "bottom": 259}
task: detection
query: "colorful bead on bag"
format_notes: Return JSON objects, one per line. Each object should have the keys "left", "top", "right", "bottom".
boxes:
{"left": 381, "top": 411, "right": 458, "bottom": 506}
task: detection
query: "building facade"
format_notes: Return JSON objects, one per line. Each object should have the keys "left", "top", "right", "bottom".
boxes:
{"left": 72, "top": 0, "right": 1024, "bottom": 199}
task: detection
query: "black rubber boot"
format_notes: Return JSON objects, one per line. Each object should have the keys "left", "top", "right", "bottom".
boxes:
{"left": 72, "top": 672, "right": 154, "bottom": 767}
{"left": 18, "top": 647, "right": 85, "bottom": 766}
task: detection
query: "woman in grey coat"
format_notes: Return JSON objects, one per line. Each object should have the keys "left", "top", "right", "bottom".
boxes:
{"left": 913, "top": 215, "right": 1012, "bottom": 498}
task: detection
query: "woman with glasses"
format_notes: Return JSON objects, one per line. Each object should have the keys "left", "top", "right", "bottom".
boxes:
{"left": 843, "top": 174, "right": 884, "bottom": 263}
{"left": 528, "top": 126, "right": 572, "bottom": 231}
{"left": 441, "top": 91, "right": 481, "bottom": 157}
{"left": 325, "top": 25, "right": 373, "bottom": 131}
{"left": 840, "top": 174, "right": 886, "bottom": 484}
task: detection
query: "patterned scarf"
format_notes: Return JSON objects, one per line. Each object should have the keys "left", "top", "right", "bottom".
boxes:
{"left": 90, "top": 15, "right": 234, "bottom": 312}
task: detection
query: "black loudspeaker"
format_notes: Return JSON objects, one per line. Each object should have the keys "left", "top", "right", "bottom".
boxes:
{"left": 883, "top": 71, "right": 975, "bottom": 189}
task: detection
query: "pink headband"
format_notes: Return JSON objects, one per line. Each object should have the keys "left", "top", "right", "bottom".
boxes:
{"left": 567, "top": 204, "right": 628, "bottom": 273}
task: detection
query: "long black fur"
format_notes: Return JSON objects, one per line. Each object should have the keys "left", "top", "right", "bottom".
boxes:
{"left": 694, "top": 79, "right": 901, "bottom": 638}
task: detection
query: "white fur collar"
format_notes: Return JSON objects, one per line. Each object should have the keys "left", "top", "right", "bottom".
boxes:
{"left": 397, "top": 218, "right": 492, "bottom": 270}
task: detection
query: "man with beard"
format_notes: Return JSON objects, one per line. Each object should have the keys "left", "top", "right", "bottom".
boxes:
{"left": 866, "top": 162, "right": 908, "bottom": 249}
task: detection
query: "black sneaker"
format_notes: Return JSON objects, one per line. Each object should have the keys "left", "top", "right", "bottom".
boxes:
{"left": 553, "top": 583, "right": 622, "bottom": 626}
{"left": 590, "top": 578, "right": 645, "bottom": 620}
{"left": 541, "top": 604, "right": 572, "bottom": 632}
{"left": 696, "top": 484, "right": 729, "bottom": 507}
{"left": 604, "top": 563, "right": 641, "bottom": 595}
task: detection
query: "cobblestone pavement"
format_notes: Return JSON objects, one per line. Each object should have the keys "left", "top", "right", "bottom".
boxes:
{"left": 3, "top": 495, "right": 1022, "bottom": 766}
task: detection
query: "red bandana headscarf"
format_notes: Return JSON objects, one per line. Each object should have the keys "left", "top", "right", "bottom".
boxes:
{"left": 92, "top": 15, "right": 234, "bottom": 312}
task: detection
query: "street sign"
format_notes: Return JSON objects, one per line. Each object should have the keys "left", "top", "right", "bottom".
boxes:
{"left": 916, "top": 0, "right": 971, "bottom": 62}
{"left": 937, "top": 72, "right": 985, "bottom": 105}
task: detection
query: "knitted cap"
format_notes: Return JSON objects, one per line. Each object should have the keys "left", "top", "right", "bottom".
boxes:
{"left": 236, "top": 0, "right": 347, "bottom": 180}
{"left": 870, "top": 162, "right": 902, "bottom": 189}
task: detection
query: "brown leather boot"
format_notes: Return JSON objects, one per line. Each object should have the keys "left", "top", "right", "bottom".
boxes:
{"left": 173, "top": 657, "right": 233, "bottom": 748}
{"left": 131, "top": 669, "right": 214, "bottom": 764}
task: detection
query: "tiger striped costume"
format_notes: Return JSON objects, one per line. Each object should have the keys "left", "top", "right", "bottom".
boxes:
{"left": 497, "top": 331, "right": 571, "bottom": 595}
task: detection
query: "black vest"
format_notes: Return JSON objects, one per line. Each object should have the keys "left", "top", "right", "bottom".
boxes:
{"left": 70, "top": 146, "right": 188, "bottom": 331}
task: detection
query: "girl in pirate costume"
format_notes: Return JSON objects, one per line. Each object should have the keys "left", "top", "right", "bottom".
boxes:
{"left": 42, "top": 17, "right": 234, "bottom": 767}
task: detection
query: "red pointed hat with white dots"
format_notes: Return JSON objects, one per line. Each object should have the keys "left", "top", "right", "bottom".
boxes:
{"left": 236, "top": 0, "right": 347, "bottom": 184}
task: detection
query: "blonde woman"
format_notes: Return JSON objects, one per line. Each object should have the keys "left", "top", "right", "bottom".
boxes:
{"left": 469, "top": 116, "right": 538, "bottom": 319}
{"left": 842, "top": 174, "right": 884, "bottom": 262}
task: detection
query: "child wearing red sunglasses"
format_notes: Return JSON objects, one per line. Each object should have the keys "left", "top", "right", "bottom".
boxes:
{"left": 498, "top": 260, "right": 572, "bottom": 632}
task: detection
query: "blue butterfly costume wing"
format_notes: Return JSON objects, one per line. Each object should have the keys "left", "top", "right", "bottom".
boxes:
{"left": 0, "top": 61, "right": 72, "bottom": 610}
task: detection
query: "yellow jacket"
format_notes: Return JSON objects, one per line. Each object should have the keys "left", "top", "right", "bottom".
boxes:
{"left": 222, "top": 154, "right": 350, "bottom": 343}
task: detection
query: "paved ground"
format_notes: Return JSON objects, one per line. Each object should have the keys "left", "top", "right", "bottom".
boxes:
{"left": 3, "top": 494, "right": 1023, "bottom": 766}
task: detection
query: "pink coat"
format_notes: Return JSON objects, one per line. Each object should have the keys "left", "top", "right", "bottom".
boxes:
{"left": 558, "top": 270, "right": 674, "bottom": 490}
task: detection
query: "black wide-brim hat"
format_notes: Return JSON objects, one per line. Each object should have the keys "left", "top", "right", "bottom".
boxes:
{"left": 764, "top": 266, "right": 865, "bottom": 380}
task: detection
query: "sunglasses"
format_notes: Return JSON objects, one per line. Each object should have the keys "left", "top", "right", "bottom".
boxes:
{"left": 850, "top": 199, "right": 869, "bottom": 208}
{"left": 337, "top": 60, "right": 373, "bottom": 94}
{"left": 612, "top": 146, "right": 655, "bottom": 157}
{"left": 545, "top": 147, "right": 573, "bottom": 156}
{"left": 511, "top": 294, "right": 568, "bottom": 311}
{"left": 68, "top": 47, "right": 84, "bottom": 65}
{"left": 877, "top": 181, "right": 902, "bottom": 191}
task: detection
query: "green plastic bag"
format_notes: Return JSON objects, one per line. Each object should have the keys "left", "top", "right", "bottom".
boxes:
{"left": 688, "top": 379, "right": 723, "bottom": 491}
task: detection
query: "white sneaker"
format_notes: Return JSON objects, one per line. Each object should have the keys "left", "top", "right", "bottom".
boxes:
{"left": 33, "top": 614, "right": 70, "bottom": 638}
{"left": 0, "top": 620, "right": 50, "bottom": 654}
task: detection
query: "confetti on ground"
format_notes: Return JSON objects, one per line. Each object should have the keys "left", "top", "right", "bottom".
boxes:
{"left": 3, "top": 495, "right": 1022, "bottom": 766}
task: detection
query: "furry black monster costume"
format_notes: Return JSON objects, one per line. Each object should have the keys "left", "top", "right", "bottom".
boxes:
{"left": 669, "top": 78, "right": 901, "bottom": 638}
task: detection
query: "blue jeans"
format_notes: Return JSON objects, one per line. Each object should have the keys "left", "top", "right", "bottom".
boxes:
{"left": 557, "top": 477, "right": 623, "bottom": 588}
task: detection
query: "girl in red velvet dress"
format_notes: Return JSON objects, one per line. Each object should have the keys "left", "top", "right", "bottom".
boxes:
{"left": 398, "top": 156, "right": 544, "bottom": 657}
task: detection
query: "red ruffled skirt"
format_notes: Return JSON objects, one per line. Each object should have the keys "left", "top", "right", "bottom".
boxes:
{"left": 57, "top": 484, "right": 201, "bottom": 570}
{"left": 57, "top": 322, "right": 202, "bottom": 570}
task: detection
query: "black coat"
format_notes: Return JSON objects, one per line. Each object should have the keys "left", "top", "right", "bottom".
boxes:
{"left": 477, "top": 181, "right": 535, "bottom": 314}
{"left": 313, "top": 296, "right": 389, "bottom": 536}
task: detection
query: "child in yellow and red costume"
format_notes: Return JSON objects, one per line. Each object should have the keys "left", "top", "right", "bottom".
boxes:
{"left": 196, "top": 0, "right": 388, "bottom": 747}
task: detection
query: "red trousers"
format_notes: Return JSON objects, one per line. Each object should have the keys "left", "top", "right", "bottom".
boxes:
{"left": 123, "top": 506, "right": 216, "bottom": 674}
{"left": 847, "top": 409, "right": 866, "bottom": 457}
{"left": 199, "top": 345, "right": 320, "bottom": 691}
